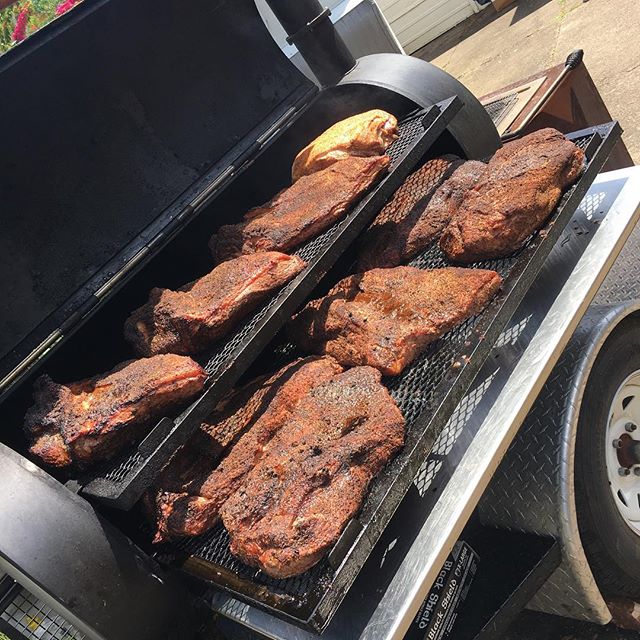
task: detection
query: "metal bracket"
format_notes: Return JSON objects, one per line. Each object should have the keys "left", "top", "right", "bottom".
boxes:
{"left": 285, "top": 7, "right": 331, "bottom": 45}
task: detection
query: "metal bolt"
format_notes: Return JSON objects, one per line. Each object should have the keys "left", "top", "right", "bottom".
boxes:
{"left": 619, "top": 467, "right": 631, "bottom": 476}
{"left": 626, "top": 422, "right": 638, "bottom": 433}
{"left": 613, "top": 439, "right": 624, "bottom": 448}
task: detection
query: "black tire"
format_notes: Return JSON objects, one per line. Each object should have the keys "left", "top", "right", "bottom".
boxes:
{"left": 576, "top": 316, "right": 640, "bottom": 599}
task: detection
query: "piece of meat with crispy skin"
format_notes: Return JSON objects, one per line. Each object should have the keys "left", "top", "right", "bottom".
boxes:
{"left": 25, "top": 355, "right": 206, "bottom": 468}
{"left": 124, "top": 252, "right": 305, "bottom": 357}
{"left": 148, "top": 357, "right": 342, "bottom": 542}
{"left": 291, "top": 109, "right": 398, "bottom": 182}
{"left": 358, "top": 156, "right": 469, "bottom": 270}
{"left": 290, "top": 266, "right": 502, "bottom": 376}
{"left": 210, "top": 156, "right": 390, "bottom": 263}
{"left": 221, "top": 366, "right": 405, "bottom": 578}
{"left": 440, "top": 128, "right": 585, "bottom": 263}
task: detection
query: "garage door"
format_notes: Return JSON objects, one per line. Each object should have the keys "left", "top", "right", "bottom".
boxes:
{"left": 378, "top": 0, "right": 481, "bottom": 54}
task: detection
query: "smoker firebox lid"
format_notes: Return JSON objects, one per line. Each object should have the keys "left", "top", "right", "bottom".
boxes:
{"left": 0, "top": 0, "right": 317, "bottom": 396}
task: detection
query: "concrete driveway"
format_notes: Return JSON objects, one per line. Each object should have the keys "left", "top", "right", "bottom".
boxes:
{"left": 414, "top": 0, "right": 640, "bottom": 163}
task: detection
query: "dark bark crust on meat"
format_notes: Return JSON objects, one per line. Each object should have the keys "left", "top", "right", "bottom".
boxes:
{"left": 148, "top": 360, "right": 405, "bottom": 579}
{"left": 124, "top": 252, "right": 305, "bottom": 356}
{"left": 148, "top": 357, "right": 342, "bottom": 542}
{"left": 221, "top": 366, "right": 405, "bottom": 578}
{"left": 25, "top": 355, "right": 206, "bottom": 468}
{"left": 210, "top": 155, "right": 390, "bottom": 263}
{"left": 358, "top": 155, "right": 468, "bottom": 271}
{"left": 440, "top": 128, "right": 585, "bottom": 263}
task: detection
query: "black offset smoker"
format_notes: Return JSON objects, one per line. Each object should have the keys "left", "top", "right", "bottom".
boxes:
{"left": 0, "top": 1, "right": 496, "bottom": 638}
{"left": 0, "top": 1, "right": 628, "bottom": 639}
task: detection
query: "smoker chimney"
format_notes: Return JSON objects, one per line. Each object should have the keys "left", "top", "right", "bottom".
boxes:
{"left": 264, "top": 0, "right": 356, "bottom": 87}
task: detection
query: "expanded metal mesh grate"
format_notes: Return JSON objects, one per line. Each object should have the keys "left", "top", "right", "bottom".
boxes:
{"left": 86, "top": 105, "right": 458, "bottom": 498}
{"left": 189, "top": 110, "right": 433, "bottom": 380}
{"left": 484, "top": 92, "right": 519, "bottom": 127}
{"left": 1, "top": 587, "right": 84, "bottom": 640}
{"left": 158, "top": 126, "right": 620, "bottom": 630}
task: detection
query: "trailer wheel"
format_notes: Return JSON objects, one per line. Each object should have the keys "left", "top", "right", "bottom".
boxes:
{"left": 576, "top": 316, "right": 640, "bottom": 598}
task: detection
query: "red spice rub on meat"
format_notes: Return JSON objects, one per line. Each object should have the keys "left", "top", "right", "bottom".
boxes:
{"left": 440, "top": 128, "right": 585, "bottom": 263}
{"left": 358, "top": 155, "right": 466, "bottom": 270}
{"left": 210, "top": 155, "right": 390, "bottom": 263}
{"left": 25, "top": 355, "right": 206, "bottom": 468}
{"left": 220, "top": 365, "right": 405, "bottom": 578}
{"left": 148, "top": 357, "right": 342, "bottom": 543}
{"left": 124, "top": 252, "right": 305, "bottom": 356}
{"left": 290, "top": 266, "right": 502, "bottom": 376}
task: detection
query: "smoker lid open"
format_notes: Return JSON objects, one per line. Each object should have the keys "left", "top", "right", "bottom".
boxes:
{"left": 0, "top": 0, "right": 317, "bottom": 390}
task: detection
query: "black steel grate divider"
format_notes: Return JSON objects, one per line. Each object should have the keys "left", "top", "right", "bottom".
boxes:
{"left": 80, "top": 98, "right": 463, "bottom": 509}
{"left": 162, "top": 123, "right": 620, "bottom": 632}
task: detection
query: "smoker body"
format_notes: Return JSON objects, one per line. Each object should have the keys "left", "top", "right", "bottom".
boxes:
{"left": 0, "top": 0, "right": 499, "bottom": 638}
{"left": 0, "top": 1, "right": 638, "bottom": 639}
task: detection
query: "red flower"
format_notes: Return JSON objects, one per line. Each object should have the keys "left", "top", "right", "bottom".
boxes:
{"left": 55, "top": 0, "right": 81, "bottom": 16}
{"left": 12, "top": 4, "right": 30, "bottom": 43}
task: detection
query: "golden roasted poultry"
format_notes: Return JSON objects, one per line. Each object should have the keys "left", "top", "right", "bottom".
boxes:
{"left": 291, "top": 109, "right": 398, "bottom": 182}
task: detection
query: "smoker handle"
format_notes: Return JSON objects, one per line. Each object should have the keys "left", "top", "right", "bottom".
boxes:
{"left": 502, "top": 49, "right": 585, "bottom": 141}
{"left": 565, "top": 49, "right": 584, "bottom": 70}
{"left": 265, "top": 0, "right": 355, "bottom": 86}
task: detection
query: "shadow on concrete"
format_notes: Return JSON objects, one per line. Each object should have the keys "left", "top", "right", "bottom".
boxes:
{"left": 414, "top": 7, "right": 501, "bottom": 62}
{"left": 414, "top": 0, "right": 560, "bottom": 63}
{"left": 510, "top": 0, "right": 555, "bottom": 24}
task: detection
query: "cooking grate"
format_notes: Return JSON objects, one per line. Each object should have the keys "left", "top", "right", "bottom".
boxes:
{"left": 484, "top": 92, "right": 519, "bottom": 128}
{"left": 162, "top": 123, "right": 621, "bottom": 632}
{"left": 80, "top": 98, "right": 463, "bottom": 509}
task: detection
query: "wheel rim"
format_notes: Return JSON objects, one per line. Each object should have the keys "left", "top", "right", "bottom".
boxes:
{"left": 606, "top": 370, "right": 640, "bottom": 536}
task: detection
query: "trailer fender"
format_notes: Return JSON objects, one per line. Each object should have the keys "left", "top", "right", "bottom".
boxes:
{"left": 479, "top": 300, "right": 640, "bottom": 625}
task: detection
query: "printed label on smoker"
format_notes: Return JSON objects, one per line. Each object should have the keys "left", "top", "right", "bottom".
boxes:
{"left": 404, "top": 541, "right": 479, "bottom": 640}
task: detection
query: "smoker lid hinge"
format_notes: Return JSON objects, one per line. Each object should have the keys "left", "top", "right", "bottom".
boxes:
{"left": 256, "top": 105, "right": 298, "bottom": 149}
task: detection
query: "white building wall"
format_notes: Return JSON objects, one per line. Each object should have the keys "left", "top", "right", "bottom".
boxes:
{"left": 377, "top": 0, "right": 481, "bottom": 54}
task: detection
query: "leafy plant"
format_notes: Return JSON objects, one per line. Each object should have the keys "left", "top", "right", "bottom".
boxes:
{"left": 0, "top": 0, "right": 76, "bottom": 53}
